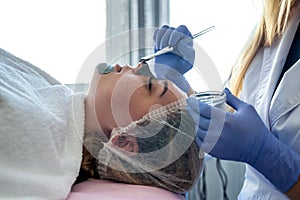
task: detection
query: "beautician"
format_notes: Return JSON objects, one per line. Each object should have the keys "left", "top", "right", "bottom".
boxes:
{"left": 153, "top": 0, "right": 300, "bottom": 199}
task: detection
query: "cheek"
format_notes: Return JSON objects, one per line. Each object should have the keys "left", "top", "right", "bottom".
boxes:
{"left": 110, "top": 80, "right": 147, "bottom": 127}
{"left": 128, "top": 90, "right": 152, "bottom": 121}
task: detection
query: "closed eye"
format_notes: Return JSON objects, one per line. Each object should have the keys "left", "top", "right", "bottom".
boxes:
{"left": 147, "top": 77, "right": 168, "bottom": 97}
{"left": 147, "top": 77, "right": 153, "bottom": 91}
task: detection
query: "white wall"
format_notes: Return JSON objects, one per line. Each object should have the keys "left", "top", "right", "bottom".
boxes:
{"left": 0, "top": 0, "right": 261, "bottom": 87}
{"left": 170, "top": 0, "right": 261, "bottom": 91}
{"left": 0, "top": 0, "right": 106, "bottom": 84}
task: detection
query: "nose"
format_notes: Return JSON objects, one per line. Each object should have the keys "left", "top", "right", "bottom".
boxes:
{"left": 131, "top": 63, "right": 142, "bottom": 73}
{"left": 114, "top": 64, "right": 123, "bottom": 72}
{"left": 134, "top": 62, "right": 156, "bottom": 78}
{"left": 114, "top": 64, "right": 132, "bottom": 73}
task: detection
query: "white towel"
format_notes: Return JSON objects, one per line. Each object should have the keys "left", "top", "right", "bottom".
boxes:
{"left": 0, "top": 49, "right": 85, "bottom": 200}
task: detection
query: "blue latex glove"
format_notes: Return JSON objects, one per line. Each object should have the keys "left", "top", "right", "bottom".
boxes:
{"left": 187, "top": 88, "right": 300, "bottom": 192}
{"left": 153, "top": 25, "right": 195, "bottom": 93}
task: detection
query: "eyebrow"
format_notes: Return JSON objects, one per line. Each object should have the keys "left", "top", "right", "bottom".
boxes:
{"left": 160, "top": 80, "right": 168, "bottom": 97}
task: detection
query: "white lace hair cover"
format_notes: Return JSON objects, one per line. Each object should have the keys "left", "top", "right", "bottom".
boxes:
{"left": 84, "top": 98, "right": 204, "bottom": 193}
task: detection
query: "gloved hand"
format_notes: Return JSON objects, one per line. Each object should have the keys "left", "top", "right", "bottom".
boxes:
{"left": 153, "top": 25, "right": 195, "bottom": 93}
{"left": 186, "top": 88, "right": 300, "bottom": 192}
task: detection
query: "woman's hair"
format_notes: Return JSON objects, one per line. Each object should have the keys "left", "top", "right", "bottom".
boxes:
{"left": 75, "top": 145, "right": 99, "bottom": 185}
{"left": 229, "top": 0, "right": 299, "bottom": 96}
{"left": 77, "top": 103, "right": 203, "bottom": 194}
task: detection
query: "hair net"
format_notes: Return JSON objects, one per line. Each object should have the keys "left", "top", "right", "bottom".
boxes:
{"left": 83, "top": 98, "right": 204, "bottom": 193}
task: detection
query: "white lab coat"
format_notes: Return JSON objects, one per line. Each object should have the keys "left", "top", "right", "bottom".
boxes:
{"left": 238, "top": 5, "right": 300, "bottom": 200}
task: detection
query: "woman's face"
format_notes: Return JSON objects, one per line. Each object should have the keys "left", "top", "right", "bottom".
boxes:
{"left": 89, "top": 63, "right": 186, "bottom": 136}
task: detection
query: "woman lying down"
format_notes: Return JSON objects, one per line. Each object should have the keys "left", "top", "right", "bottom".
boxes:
{"left": 0, "top": 48, "right": 203, "bottom": 199}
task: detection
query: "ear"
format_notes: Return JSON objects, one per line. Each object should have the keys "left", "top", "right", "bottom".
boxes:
{"left": 111, "top": 133, "right": 139, "bottom": 153}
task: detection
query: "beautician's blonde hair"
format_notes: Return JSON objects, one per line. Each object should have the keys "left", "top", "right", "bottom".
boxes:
{"left": 230, "top": 0, "right": 299, "bottom": 96}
